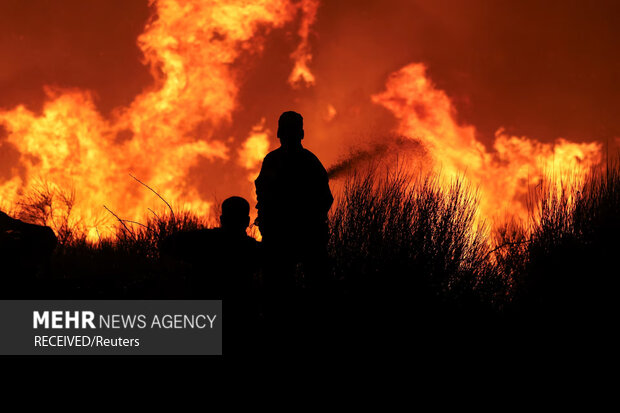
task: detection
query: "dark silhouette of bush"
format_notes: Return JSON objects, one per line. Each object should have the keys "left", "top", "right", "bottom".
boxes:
{"left": 328, "top": 168, "right": 496, "bottom": 322}
{"left": 41, "top": 209, "right": 210, "bottom": 299}
{"left": 513, "top": 162, "right": 620, "bottom": 331}
{"left": 6, "top": 157, "right": 620, "bottom": 349}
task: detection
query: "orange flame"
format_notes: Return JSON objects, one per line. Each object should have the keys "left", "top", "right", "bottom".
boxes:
{"left": 372, "top": 63, "right": 602, "bottom": 225}
{"left": 0, "top": 1, "right": 605, "bottom": 242}
{"left": 0, "top": 0, "right": 317, "bottom": 241}
{"left": 288, "top": 0, "right": 319, "bottom": 87}
{"left": 239, "top": 119, "right": 270, "bottom": 175}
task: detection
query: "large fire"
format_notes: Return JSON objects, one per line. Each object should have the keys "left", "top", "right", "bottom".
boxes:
{"left": 372, "top": 63, "right": 602, "bottom": 225}
{"left": 0, "top": 0, "right": 604, "bottom": 241}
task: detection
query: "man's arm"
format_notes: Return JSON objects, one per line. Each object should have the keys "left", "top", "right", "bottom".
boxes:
{"left": 254, "top": 153, "right": 276, "bottom": 233}
{"left": 310, "top": 156, "right": 334, "bottom": 217}
{"left": 320, "top": 166, "right": 334, "bottom": 215}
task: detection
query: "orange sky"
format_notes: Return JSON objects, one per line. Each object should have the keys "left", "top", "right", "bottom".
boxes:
{"left": 2, "top": 1, "right": 618, "bottom": 142}
{"left": 0, "top": 0, "right": 618, "bottom": 236}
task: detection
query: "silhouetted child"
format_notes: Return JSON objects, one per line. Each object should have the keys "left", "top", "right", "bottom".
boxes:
{"left": 160, "top": 197, "right": 261, "bottom": 347}
{"left": 160, "top": 196, "right": 259, "bottom": 296}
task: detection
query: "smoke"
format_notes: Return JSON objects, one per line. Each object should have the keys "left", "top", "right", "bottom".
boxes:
{"left": 327, "top": 136, "right": 426, "bottom": 180}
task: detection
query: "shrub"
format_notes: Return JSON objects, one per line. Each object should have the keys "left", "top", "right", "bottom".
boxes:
{"left": 328, "top": 167, "right": 492, "bottom": 315}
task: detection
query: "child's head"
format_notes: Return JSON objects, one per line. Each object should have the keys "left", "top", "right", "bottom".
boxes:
{"left": 220, "top": 196, "right": 250, "bottom": 234}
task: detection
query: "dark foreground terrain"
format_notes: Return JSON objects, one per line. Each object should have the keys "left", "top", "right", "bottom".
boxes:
{"left": 2, "top": 163, "right": 619, "bottom": 362}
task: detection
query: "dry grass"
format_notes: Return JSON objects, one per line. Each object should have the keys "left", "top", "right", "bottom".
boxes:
{"left": 5, "top": 159, "right": 620, "bottom": 321}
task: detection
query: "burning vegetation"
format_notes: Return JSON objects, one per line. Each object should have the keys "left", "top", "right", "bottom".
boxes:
{"left": 0, "top": 0, "right": 608, "bottom": 243}
{"left": 1, "top": 1, "right": 619, "bottom": 341}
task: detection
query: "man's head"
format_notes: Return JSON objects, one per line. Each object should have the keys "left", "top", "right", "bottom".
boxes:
{"left": 277, "top": 111, "right": 304, "bottom": 147}
{"left": 220, "top": 196, "right": 250, "bottom": 235}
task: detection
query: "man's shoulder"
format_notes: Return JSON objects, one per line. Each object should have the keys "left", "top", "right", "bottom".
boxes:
{"left": 300, "top": 147, "right": 328, "bottom": 172}
{"left": 261, "top": 146, "right": 326, "bottom": 173}
{"left": 301, "top": 147, "right": 321, "bottom": 161}
{"left": 263, "top": 147, "right": 283, "bottom": 161}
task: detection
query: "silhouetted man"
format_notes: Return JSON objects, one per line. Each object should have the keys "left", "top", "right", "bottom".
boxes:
{"left": 255, "top": 111, "right": 333, "bottom": 295}
{"left": 0, "top": 210, "right": 58, "bottom": 294}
